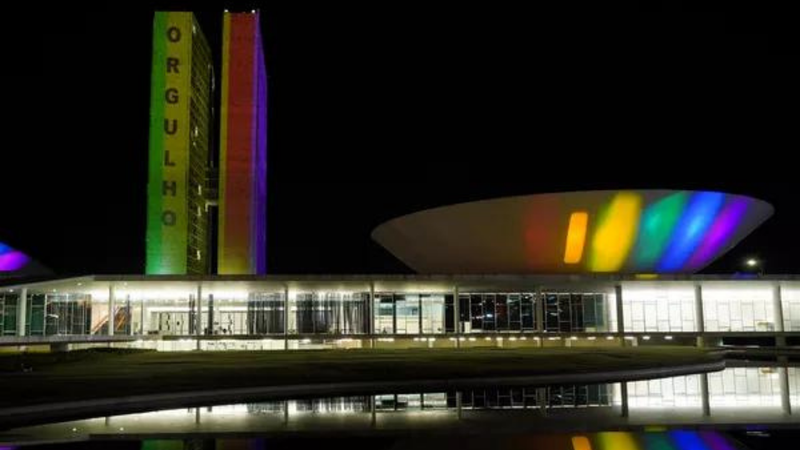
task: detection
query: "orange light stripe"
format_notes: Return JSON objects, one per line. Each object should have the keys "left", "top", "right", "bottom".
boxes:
{"left": 564, "top": 212, "right": 589, "bottom": 264}
{"left": 572, "top": 436, "right": 593, "bottom": 450}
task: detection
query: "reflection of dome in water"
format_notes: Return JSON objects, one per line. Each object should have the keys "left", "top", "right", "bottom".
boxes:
{"left": 372, "top": 190, "right": 773, "bottom": 274}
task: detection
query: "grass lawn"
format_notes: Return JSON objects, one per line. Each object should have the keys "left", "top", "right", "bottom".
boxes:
{"left": 0, "top": 346, "right": 719, "bottom": 409}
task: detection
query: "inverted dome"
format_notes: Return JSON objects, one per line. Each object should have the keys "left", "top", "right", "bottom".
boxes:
{"left": 371, "top": 190, "right": 773, "bottom": 274}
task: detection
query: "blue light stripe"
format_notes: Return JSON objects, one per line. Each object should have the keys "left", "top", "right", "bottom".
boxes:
{"left": 657, "top": 192, "right": 724, "bottom": 272}
{"left": 668, "top": 430, "right": 710, "bottom": 450}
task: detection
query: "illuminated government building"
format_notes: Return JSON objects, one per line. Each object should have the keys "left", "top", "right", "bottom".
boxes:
{"left": 1, "top": 12, "right": 798, "bottom": 353}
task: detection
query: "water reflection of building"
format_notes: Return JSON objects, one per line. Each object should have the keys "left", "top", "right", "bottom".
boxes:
{"left": 3, "top": 365, "right": 795, "bottom": 443}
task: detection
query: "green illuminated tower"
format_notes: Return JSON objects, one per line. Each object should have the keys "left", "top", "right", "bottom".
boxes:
{"left": 146, "top": 12, "right": 214, "bottom": 274}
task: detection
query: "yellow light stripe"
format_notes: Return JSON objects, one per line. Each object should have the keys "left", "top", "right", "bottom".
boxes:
{"left": 564, "top": 212, "right": 589, "bottom": 264}
{"left": 597, "top": 432, "right": 638, "bottom": 450}
{"left": 590, "top": 192, "right": 642, "bottom": 272}
{"left": 571, "top": 436, "right": 593, "bottom": 450}
{"left": 634, "top": 273, "right": 659, "bottom": 280}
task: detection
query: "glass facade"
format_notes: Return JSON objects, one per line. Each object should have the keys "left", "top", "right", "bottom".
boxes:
{"left": 790, "top": 367, "right": 800, "bottom": 409}
{"left": 0, "top": 293, "right": 19, "bottom": 335}
{"left": 1, "top": 277, "right": 797, "bottom": 346}
{"left": 374, "top": 293, "right": 445, "bottom": 335}
{"left": 703, "top": 284, "right": 775, "bottom": 332}
{"left": 290, "top": 292, "right": 369, "bottom": 335}
{"left": 4, "top": 293, "right": 94, "bottom": 337}
{"left": 782, "top": 283, "right": 800, "bottom": 331}
{"left": 621, "top": 284, "right": 697, "bottom": 332}
{"left": 456, "top": 292, "right": 609, "bottom": 334}
{"left": 247, "top": 293, "right": 284, "bottom": 334}
{"left": 708, "top": 367, "right": 782, "bottom": 410}
{"left": 627, "top": 374, "right": 702, "bottom": 410}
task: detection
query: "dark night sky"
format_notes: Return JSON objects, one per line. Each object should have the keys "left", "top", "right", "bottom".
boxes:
{"left": 3, "top": 1, "right": 797, "bottom": 276}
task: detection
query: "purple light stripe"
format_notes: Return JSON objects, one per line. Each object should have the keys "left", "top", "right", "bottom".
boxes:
{"left": 254, "top": 12, "right": 268, "bottom": 274}
{"left": 698, "top": 431, "right": 736, "bottom": 450}
{"left": 686, "top": 197, "right": 749, "bottom": 270}
{"left": 0, "top": 251, "right": 29, "bottom": 271}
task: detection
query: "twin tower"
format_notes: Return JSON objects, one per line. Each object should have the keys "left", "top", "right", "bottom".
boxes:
{"left": 146, "top": 11, "right": 267, "bottom": 275}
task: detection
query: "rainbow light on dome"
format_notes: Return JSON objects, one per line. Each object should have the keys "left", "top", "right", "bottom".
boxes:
{"left": 571, "top": 436, "right": 592, "bottom": 450}
{"left": 633, "top": 192, "right": 687, "bottom": 269}
{"left": 657, "top": 192, "right": 725, "bottom": 272}
{"left": 685, "top": 197, "right": 749, "bottom": 271}
{"left": 564, "top": 212, "right": 589, "bottom": 264}
{"left": 590, "top": 192, "right": 642, "bottom": 272}
{"left": 0, "top": 242, "right": 30, "bottom": 272}
{"left": 596, "top": 431, "right": 638, "bottom": 450}
{"left": 668, "top": 430, "right": 710, "bottom": 449}
{"left": 698, "top": 431, "right": 736, "bottom": 450}
{"left": 555, "top": 190, "right": 762, "bottom": 273}
{"left": 642, "top": 432, "right": 677, "bottom": 450}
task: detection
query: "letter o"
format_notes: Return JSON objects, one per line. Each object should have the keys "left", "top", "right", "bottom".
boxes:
{"left": 162, "top": 211, "right": 177, "bottom": 226}
{"left": 167, "top": 26, "right": 181, "bottom": 42}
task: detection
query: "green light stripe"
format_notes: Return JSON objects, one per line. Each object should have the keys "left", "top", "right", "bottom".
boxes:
{"left": 633, "top": 192, "right": 688, "bottom": 269}
{"left": 145, "top": 12, "right": 167, "bottom": 274}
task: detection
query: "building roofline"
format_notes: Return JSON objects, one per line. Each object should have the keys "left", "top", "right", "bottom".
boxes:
{"left": 2, "top": 273, "right": 799, "bottom": 290}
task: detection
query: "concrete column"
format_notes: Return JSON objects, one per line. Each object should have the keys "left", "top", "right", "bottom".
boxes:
{"left": 284, "top": 285, "right": 290, "bottom": 350}
{"left": 418, "top": 294, "right": 423, "bottom": 335}
{"left": 700, "top": 373, "right": 711, "bottom": 416}
{"left": 126, "top": 295, "right": 132, "bottom": 336}
{"left": 16, "top": 288, "right": 27, "bottom": 337}
{"left": 392, "top": 294, "right": 397, "bottom": 335}
{"left": 370, "top": 395, "right": 377, "bottom": 426}
{"left": 369, "top": 282, "right": 375, "bottom": 348}
{"left": 615, "top": 285, "right": 624, "bottom": 336}
{"left": 774, "top": 284, "right": 785, "bottom": 331}
{"left": 620, "top": 382, "right": 629, "bottom": 418}
{"left": 780, "top": 366, "right": 791, "bottom": 415}
{"left": 456, "top": 391, "right": 462, "bottom": 420}
{"left": 537, "top": 387, "right": 548, "bottom": 416}
{"left": 368, "top": 281, "right": 375, "bottom": 334}
{"left": 108, "top": 285, "right": 115, "bottom": 336}
{"left": 774, "top": 284, "right": 786, "bottom": 347}
{"left": 207, "top": 294, "right": 214, "bottom": 335}
{"left": 535, "top": 288, "right": 544, "bottom": 333}
{"left": 695, "top": 284, "right": 706, "bottom": 347}
{"left": 140, "top": 298, "right": 146, "bottom": 335}
{"left": 453, "top": 285, "right": 460, "bottom": 348}
{"left": 195, "top": 285, "right": 202, "bottom": 336}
